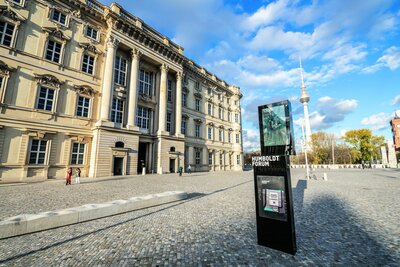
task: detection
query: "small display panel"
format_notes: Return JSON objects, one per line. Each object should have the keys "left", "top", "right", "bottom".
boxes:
{"left": 257, "top": 175, "right": 287, "bottom": 221}
{"left": 261, "top": 104, "right": 289, "bottom": 146}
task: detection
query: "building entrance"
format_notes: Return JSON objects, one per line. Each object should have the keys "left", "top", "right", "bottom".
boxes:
{"left": 169, "top": 158, "right": 176, "bottom": 173}
{"left": 113, "top": 157, "right": 123, "bottom": 176}
{"left": 137, "top": 142, "right": 147, "bottom": 173}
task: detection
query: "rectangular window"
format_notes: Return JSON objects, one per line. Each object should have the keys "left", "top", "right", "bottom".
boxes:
{"left": 114, "top": 56, "right": 127, "bottom": 86}
{"left": 76, "top": 96, "right": 90, "bottom": 117}
{"left": 218, "top": 108, "right": 222, "bottom": 119}
{"left": 220, "top": 153, "right": 223, "bottom": 165}
{"left": 85, "top": 26, "right": 98, "bottom": 40}
{"left": 51, "top": 9, "right": 67, "bottom": 25}
{"left": 138, "top": 69, "right": 153, "bottom": 96}
{"left": 219, "top": 129, "right": 223, "bottom": 142}
{"left": 208, "top": 103, "right": 212, "bottom": 116}
{"left": 221, "top": 109, "right": 224, "bottom": 120}
{"left": 228, "top": 132, "right": 231, "bottom": 143}
{"left": 45, "top": 40, "right": 62, "bottom": 63}
{"left": 81, "top": 54, "right": 95, "bottom": 74}
{"left": 195, "top": 149, "right": 201, "bottom": 165}
{"left": 182, "top": 92, "right": 187, "bottom": 107}
{"left": 227, "top": 98, "right": 230, "bottom": 104}
{"left": 195, "top": 81, "right": 200, "bottom": 90}
{"left": 111, "top": 98, "right": 124, "bottom": 123}
{"left": 229, "top": 154, "right": 232, "bottom": 165}
{"left": 237, "top": 155, "right": 240, "bottom": 164}
{"left": 0, "top": 21, "right": 15, "bottom": 47}
{"left": 235, "top": 113, "right": 239, "bottom": 123}
{"left": 208, "top": 152, "right": 212, "bottom": 165}
{"left": 37, "top": 86, "right": 55, "bottom": 111}
{"left": 166, "top": 112, "right": 172, "bottom": 132}
{"left": 227, "top": 112, "right": 231, "bottom": 122}
{"left": 217, "top": 94, "right": 220, "bottom": 100}
{"left": 167, "top": 79, "right": 172, "bottom": 102}
{"left": 234, "top": 100, "right": 238, "bottom": 106}
{"left": 136, "top": 106, "right": 151, "bottom": 129}
{"left": 207, "top": 88, "right": 211, "bottom": 95}
{"left": 195, "top": 99, "right": 200, "bottom": 112}
{"left": 208, "top": 127, "right": 212, "bottom": 140}
{"left": 236, "top": 133, "right": 240, "bottom": 144}
{"left": 71, "top": 143, "right": 85, "bottom": 165}
{"left": 11, "top": 0, "right": 23, "bottom": 6}
{"left": 0, "top": 76, "right": 3, "bottom": 89}
{"left": 195, "top": 124, "right": 201, "bottom": 137}
{"left": 181, "top": 118, "right": 186, "bottom": 134}
{"left": 29, "top": 139, "right": 47, "bottom": 164}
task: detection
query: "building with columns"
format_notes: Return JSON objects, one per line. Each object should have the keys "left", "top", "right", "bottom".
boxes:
{"left": 0, "top": 0, "right": 243, "bottom": 182}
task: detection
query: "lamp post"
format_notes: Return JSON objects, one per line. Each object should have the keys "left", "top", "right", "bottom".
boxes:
{"left": 301, "top": 119, "right": 310, "bottom": 179}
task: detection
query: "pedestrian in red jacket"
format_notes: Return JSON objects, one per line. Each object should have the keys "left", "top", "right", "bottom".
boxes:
{"left": 66, "top": 167, "right": 72, "bottom": 185}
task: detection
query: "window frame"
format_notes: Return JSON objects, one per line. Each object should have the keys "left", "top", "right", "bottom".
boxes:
{"left": 81, "top": 53, "right": 96, "bottom": 75}
{"left": 111, "top": 97, "right": 124, "bottom": 124}
{"left": 181, "top": 117, "right": 187, "bottom": 134}
{"left": 166, "top": 111, "right": 172, "bottom": 132}
{"left": 208, "top": 152, "right": 213, "bottom": 165}
{"left": 195, "top": 98, "right": 200, "bottom": 112}
{"left": 50, "top": 9, "right": 69, "bottom": 27}
{"left": 84, "top": 25, "right": 99, "bottom": 41}
{"left": 182, "top": 92, "right": 187, "bottom": 107}
{"left": 208, "top": 103, "right": 212, "bottom": 116}
{"left": 138, "top": 68, "right": 153, "bottom": 96}
{"left": 195, "top": 148, "right": 201, "bottom": 165}
{"left": 237, "top": 154, "right": 240, "bottom": 165}
{"left": 0, "top": 21, "right": 16, "bottom": 48}
{"left": 70, "top": 142, "right": 86, "bottom": 165}
{"left": 114, "top": 55, "right": 127, "bottom": 86}
{"left": 208, "top": 127, "right": 212, "bottom": 140}
{"left": 136, "top": 106, "right": 151, "bottom": 129}
{"left": 167, "top": 79, "right": 173, "bottom": 102}
{"left": 45, "top": 39, "right": 63, "bottom": 64}
{"left": 76, "top": 95, "right": 91, "bottom": 118}
{"left": 28, "top": 139, "right": 48, "bottom": 165}
{"left": 36, "top": 85, "right": 56, "bottom": 112}
{"left": 195, "top": 123, "right": 201, "bottom": 138}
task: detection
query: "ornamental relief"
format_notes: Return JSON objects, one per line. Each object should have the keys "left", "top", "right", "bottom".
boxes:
{"left": 0, "top": 61, "right": 16, "bottom": 76}
{"left": 0, "top": 6, "right": 26, "bottom": 22}
{"left": 73, "top": 85, "right": 96, "bottom": 97}
{"left": 34, "top": 74, "right": 64, "bottom": 88}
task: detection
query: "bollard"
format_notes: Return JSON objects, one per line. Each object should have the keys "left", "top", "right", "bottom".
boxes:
{"left": 142, "top": 167, "right": 146, "bottom": 175}
{"left": 323, "top": 173, "right": 328, "bottom": 181}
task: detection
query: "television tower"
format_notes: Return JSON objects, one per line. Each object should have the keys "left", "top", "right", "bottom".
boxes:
{"left": 299, "top": 57, "right": 312, "bottom": 145}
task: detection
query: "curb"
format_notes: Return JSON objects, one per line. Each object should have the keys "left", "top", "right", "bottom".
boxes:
{"left": 0, "top": 191, "right": 188, "bottom": 239}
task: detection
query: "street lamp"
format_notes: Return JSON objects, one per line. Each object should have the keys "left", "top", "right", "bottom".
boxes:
{"left": 301, "top": 119, "right": 310, "bottom": 179}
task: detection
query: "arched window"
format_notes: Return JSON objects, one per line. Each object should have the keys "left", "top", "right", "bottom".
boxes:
{"left": 170, "top": 146, "right": 175, "bottom": 152}
{"left": 115, "top": 141, "right": 124, "bottom": 148}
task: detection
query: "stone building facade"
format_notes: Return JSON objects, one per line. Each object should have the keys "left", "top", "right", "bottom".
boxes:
{"left": 0, "top": 0, "right": 243, "bottom": 182}
{"left": 390, "top": 111, "right": 400, "bottom": 151}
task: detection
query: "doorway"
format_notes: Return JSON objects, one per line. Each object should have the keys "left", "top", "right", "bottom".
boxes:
{"left": 137, "top": 142, "right": 147, "bottom": 173}
{"left": 169, "top": 158, "right": 176, "bottom": 173}
{"left": 113, "top": 157, "right": 123, "bottom": 176}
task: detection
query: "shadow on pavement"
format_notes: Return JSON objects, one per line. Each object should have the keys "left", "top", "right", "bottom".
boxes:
{"left": 0, "top": 179, "right": 253, "bottom": 265}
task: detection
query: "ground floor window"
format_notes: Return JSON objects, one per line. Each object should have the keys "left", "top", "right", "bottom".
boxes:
{"left": 237, "top": 155, "right": 240, "bottom": 164}
{"left": 220, "top": 153, "right": 223, "bottom": 165}
{"left": 208, "top": 152, "right": 212, "bottom": 165}
{"left": 195, "top": 148, "right": 201, "bottom": 164}
{"left": 71, "top": 143, "right": 85, "bottom": 165}
{"left": 136, "top": 106, "right": 151, "bottom": 129}
{"left": 29, "top": 139, "right": 47, "bottom": 164}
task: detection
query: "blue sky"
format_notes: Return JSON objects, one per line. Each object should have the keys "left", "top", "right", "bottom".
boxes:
{"left": 102, "top": 0, "right": 400, "bottom": 151}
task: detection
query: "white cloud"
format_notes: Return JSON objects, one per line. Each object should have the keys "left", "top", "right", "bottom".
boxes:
{"left": 294, "top": 97, "right": 358, "bottom": 131}
{"left": 243, "top": 0, "right": 289, "bottom": 30}
{"left": 242, "top": 128, "right": 260, "bottom": 152}
{"left": 362, "top": 46, "right": 400, "bottom": 73}
{"left": 392, "top": 95, "right": 400, "bottom": 105}
{"left": 361, "top": 112, "right": 392, "bottom": 131}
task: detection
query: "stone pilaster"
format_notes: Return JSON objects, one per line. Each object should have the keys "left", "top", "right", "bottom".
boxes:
{"left": 100, "top": 36, "right": 119, "bottom": 122}
{"left": 127, "top": 48, "right": 140, "bottom": 130}
{"left": 175, "top": 71, "right": 183, "bottom": 136}
{"left": 158, "top": 64, "right": 168, "bottom": 134}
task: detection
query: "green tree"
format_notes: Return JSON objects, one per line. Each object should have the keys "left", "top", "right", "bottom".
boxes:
{"left": 344, "top": 129, "right": 385, "bottom": 163}
{"left": 310, "top": 132, "right": 334, "bottom": 164}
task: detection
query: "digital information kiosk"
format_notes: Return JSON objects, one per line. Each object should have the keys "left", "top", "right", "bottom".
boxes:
{"left": 252, "top": 100, "right": 297, "bottom": 255}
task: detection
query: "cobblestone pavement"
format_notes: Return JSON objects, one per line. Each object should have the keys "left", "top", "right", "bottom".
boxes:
{"left": 0, "top": 169, "right": 399, "bottom": 266}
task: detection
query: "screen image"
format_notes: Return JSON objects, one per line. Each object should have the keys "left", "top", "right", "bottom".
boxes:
{"left": 257, "top": 175, "right": 287, "bottom": 221}
{"left": 261, "top": 105, "right": 288, "bottom": 146}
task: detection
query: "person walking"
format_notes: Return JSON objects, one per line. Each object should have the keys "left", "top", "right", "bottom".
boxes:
{"left": 75, "top": 167, "right": 81, "bottom": 184}
{"left": 66, "top": 167, "right": 72, "bottom": 185}
{"left": 188, "top": 164, "right": 192, "bottom": 174}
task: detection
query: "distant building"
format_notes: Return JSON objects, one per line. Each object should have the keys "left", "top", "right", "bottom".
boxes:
{"left": 390, "top": 111, "right": 400, "bottom": 151}
{"left": 0, "top": 0, "right": 243, "bottom": 182}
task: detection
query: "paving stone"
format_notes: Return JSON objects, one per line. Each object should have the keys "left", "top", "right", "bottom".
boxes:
{"left": 0, "top": 169, "right": 399, "bottom": 266}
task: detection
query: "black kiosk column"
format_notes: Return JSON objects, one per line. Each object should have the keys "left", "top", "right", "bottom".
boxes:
{"left": 253, "top": 100, "right": 297, "bottom": 255}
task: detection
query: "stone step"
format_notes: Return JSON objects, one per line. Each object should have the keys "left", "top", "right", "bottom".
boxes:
{"left": 0, "top": 191, "right": 188, "bottom": 239}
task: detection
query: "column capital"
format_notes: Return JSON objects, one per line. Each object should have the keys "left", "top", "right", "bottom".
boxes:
{"left": 106, "top": 36, "right": 119, "bottom": 49}
{"left": 160, "top": 63, "right": 169, "bottom": 73}
{"left": 176, "top": 71, "right": 183, "bottom": 80}
{"left": 130, "top": 48, "right": 142, "bottom": 60}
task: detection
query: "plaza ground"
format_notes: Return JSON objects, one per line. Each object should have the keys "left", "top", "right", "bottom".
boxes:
{"left": 0, "top": 169, "right": 399, "bottom": 266}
